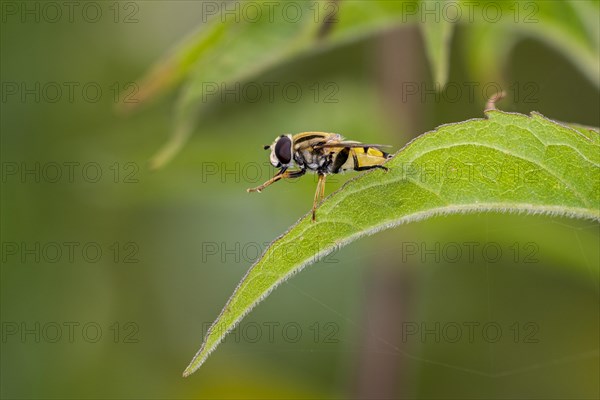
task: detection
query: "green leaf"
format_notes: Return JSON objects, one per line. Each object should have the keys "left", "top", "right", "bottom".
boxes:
{"left": 118, "top": 19, "right": 229, "bottom": 114}
{"left": 183, "top": 110, "right": 600, "bottom": 376}
{"left": 419, "top": 0, "right": 455, "bottom": 86}
{"left": 135, "top": 1, "right": 599, "bottom": 169}
{"left": 148, "top": 2, "right": 320, "bottom": 169}
{"left": 463, "top": 1, "right": 600, "bottom": 87}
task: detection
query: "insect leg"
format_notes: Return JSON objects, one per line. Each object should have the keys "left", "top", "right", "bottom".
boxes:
{"left": 287, "top": 169, "right": 307, "bottom": 179}
{"left": 246, "top": 168, "right": 305, "bottom": 193}
{"left": 312, "top": 173, "right": 326, "bottom": 222}
{"left": 246, "top": 167, "right": 287, "bottom": 193}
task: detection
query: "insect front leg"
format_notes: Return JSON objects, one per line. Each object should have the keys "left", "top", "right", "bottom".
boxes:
{"left": 312, "top": 173, "right": 327, "bottom": 222}
{"left": 246, "top": 168, "right": 305, "bottom": 193}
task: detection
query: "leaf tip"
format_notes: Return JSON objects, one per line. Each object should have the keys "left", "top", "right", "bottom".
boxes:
{"left": 182, "top": 367, "right": 193, "bottom": 378}
{"left": 183, "top": 352, "right": 208, "bottom": 377}
{"left": 147, "top": 122, "right": 194, "bottom": 170}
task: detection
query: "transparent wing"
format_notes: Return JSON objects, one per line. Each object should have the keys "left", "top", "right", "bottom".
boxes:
{"left": 314, "top": 141, "right": 392, "bottom": 150}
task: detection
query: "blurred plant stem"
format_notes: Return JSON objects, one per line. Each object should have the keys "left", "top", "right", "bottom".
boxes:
{"left": 353, "top": 26, "right": 425, "bottom": 399}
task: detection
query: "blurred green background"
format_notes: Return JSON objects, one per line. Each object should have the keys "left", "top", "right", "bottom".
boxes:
{"left": 1, "top": 1, "right": 598, "bottom": 399}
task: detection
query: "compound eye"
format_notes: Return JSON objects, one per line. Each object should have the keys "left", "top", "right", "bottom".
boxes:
{"left": 274, "top": 136, "right": 292, "bottom": 165}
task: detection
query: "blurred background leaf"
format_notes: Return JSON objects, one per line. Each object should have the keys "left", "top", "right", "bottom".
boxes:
{"left": 130, "top": 0, "right": 600, "bottom": 169}
{"left": 419, "top": 0, "right": 455, "bottom": 87}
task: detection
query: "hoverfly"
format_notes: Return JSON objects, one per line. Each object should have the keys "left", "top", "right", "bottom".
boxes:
{"left": 247, "top": 132, "right": 392, "bottom": 221}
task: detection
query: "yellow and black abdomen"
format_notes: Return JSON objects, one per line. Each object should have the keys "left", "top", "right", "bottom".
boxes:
{"left": 330, "top": 146, "right": 390, "bottom": 173}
